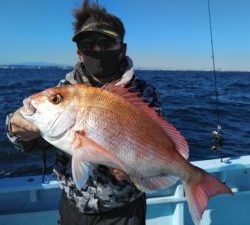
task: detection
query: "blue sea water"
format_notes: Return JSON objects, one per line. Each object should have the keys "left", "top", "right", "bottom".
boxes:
{"left": 0, "top": 68, "right": 250, "bottom": 178}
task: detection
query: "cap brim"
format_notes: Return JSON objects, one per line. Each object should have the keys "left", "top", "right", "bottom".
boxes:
{"left": 72, "top": 28, "right": 121, "bottom": 42}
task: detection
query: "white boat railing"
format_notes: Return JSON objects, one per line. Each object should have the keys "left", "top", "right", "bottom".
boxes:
{"left": 0, "top": 155, "right": 250, "bottom": 225}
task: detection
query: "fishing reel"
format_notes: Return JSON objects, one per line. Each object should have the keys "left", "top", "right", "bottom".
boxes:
{"left": 211, "top": 125, "right": 223, "bottom": 151}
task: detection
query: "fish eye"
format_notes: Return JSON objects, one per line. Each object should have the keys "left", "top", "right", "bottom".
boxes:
{"left": 50, "top": 94, "right": 62, "bottom": 104}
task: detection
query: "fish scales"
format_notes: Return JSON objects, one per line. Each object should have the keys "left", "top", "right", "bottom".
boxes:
{"left": 81, "top": 90, "right": 181, "bottom": 177}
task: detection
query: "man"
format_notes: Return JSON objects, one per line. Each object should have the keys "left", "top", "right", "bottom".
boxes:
{"left": 6, "top": 1, "right": 162, "bottom": 225}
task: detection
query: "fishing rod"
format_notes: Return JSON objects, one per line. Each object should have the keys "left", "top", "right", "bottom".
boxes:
{"left": 207, "top": 0, "right": 223, "bottom": 153}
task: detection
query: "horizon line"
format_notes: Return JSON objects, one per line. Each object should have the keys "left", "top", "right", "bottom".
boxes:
{"left": 0, "top": 63, "right": 250, "bottom": 73}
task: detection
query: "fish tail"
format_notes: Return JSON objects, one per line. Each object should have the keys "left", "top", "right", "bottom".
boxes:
{"left": 184, "top": 166, "right": 233, "bottom": 225}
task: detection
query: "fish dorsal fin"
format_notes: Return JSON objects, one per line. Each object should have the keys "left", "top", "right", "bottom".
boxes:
{"left": 103, "top": 83, "right": 189, "bottom": 160}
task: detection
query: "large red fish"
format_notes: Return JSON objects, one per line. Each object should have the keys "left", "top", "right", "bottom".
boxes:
{"left": 20, "top": 83, "right": 232, "bottom": 225}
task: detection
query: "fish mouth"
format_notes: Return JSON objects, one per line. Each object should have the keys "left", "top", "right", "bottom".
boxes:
{"left": 21, "top": 98, "right": 37, "bottom": 116}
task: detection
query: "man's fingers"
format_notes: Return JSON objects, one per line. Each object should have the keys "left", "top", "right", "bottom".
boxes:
{"left": 9, "top": 108, "right": 40, "bottom": 140}
{"left": 11, "top": 109, "right": 39, "bottom": 131}
{"left": 109, "top": 168, "right": 130, "bottom": 182}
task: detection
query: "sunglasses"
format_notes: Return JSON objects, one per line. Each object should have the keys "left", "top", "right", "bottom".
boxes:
{"left": 78, "top": 38, "right": 122, "bottom": 51}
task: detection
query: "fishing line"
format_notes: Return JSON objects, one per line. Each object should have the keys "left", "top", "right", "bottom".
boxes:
{"left": 207, "top": 0, "right": 223, "bottom": 153}
{"left": 42, "top": 149, "right": 50, "bottom": 184}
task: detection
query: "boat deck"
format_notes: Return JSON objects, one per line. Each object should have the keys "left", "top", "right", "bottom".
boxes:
{"left": 1, "top": 156, "right": 250, "bottom": 225}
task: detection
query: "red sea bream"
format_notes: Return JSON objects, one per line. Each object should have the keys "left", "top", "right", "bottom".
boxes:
{"left": 20, "top": 83, "right": 233, "bottom": 225}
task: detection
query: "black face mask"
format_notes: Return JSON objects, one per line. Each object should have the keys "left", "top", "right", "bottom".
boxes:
{"left": 82, "top": 48, "right": 123, "bottom": 83}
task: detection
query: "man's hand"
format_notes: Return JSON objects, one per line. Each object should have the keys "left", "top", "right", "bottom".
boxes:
{"left": 10, "top": 107, "right": 40, "bottom": 141}
{"left": 109, "top": 168, "right": 130, "bottom": 182}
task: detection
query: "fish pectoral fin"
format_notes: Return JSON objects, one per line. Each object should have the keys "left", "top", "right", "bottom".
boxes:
{"left": 73, "top": 132, "right": 125, "bottom": 170}
{"left": 71, "top": 155, "right": 93, "bottom": 190}
{"left": 131, "top": 176, "right": 179, "bottom": 192}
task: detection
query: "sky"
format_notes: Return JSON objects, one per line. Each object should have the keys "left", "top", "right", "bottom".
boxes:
{"left": 0, "top": 0, "right": 249, "bottom": 71}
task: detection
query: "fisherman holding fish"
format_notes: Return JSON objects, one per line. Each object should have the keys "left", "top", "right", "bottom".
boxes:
{"left": 6, "top": 1, "right": 233, "bottom": 225}
{"left": 6, "top": 1, "right": 162, "bottom": 225}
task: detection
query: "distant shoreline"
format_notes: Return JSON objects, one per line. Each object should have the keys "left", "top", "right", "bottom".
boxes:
{"left": 0, "top": 65, "right": 74, "bottom": 70}
{"left": 0, "top": 65, "right": 250, "bottom": 73}
{"left": 1, "top": 65, "right": 250, "bottom": 73}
